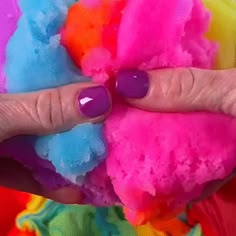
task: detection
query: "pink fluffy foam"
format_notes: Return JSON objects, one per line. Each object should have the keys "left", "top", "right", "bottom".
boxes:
{"left": 105, "top": 106, "right": 236, "bottom": 212}
{"left": 82, "top": 0, "right": 236, "bottom": 216}
{"left": 82, "top": 0, "right": 217, "bottom": 83}
{"left": 0, "top": 0, "right": 20, "bottom": 93}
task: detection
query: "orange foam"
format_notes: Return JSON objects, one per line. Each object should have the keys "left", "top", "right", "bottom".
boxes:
{"left": 61, "top": 0, "right": 126, "bottom": 66}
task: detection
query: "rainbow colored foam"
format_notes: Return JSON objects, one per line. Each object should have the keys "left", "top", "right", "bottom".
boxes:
{"left": 0, "top": 186, "right": 203, "bottom": 236}
{"left": 1, "top": 0, "right": 236, "bottom": 224}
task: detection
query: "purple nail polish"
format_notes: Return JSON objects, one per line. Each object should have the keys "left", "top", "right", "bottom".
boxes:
{"left": 116, "top": 69, "right": 149, "bottom": 99}
{"left": 78, "top": 86, "right": 111, "bottom": 118}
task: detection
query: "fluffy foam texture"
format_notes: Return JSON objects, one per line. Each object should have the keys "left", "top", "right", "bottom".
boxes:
{"left": 0, "top": 136, "right": 70, "bottom": 189}
{"left": 0, "top": 0, "right": 20, "bottom": 93}
{"left": 16, "top": 196, "right": 136, "bottom": 236}
{"left": 116, "top": 0, "right": 215, "bottom": 69}
{"left": 2, "top": 0, "right": 236, "bottom": 225}
{"left": 5, "top": 0, "right": 84, "bottom": 93}
{"left": 81, "top": 163, "right": 121, "bottom": 206}
{"left": 61, "top": 0, "right": 126, "bottom": 82}
{"left": 106, "top": 107, "right": 236, "bottom": 223}
{"left": 35, "top": 124, "right": 106, "bottom": 181}
{"left": 62, "top": 0, "right": 236, "bottom": 223}
{"left": 3, "top": 0, "right": 108, "bottom": 188}
{"left": 62, "top": 0, "right": 217, "bottom": 83}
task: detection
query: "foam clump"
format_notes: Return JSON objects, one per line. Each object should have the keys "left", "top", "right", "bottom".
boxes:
{"left": 4, "top": 0, "right": 107, "bottom": 187}
{"left": 35, "top": 124, "right": 106, "bottom": 182}
{"left": 117, "top": 0, "right": 216, "bottom": 69}
{"left": 62, "top": 0, "right": 217, "bottom": 83}
{"left": 2, "top": 0, "right": 236, "bottom": 225}
{"left": 105, "top": 107, "right": 236, "bottom": 223}
{"left": 5, "top": 0, "right": 84, "bottom": 93}
{"left": 0, "top": 0, "right": 20, "bottom": 93}
{"left": 61, "top": 0, "right": 236, "bottom": 223}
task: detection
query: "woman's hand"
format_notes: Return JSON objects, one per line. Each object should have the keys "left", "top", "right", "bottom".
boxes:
{"left": 0, "top": 83, "right": 111, "bottom": 203}
{"left": 116, "top": 67, "right": 236, "bottom": 199}
{"left": 1, "top": 67, "right": 235, "bottom": 202}
{"left": 116, "top": 68, "right": 236, "bottom": 117}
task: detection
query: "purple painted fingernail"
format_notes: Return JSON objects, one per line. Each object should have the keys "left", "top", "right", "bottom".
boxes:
{"left": 116, "top": 69, "right": 149, "bottom": 99}
{"left": 78, "top": 86, "right": 111, "bottom": 118}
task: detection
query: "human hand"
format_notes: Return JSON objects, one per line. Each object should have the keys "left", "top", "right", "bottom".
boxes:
{"left": 115, "top": 67, "right": 236, "bottom": 199}
{"left": 0, "top": 83, "right": 111, "bottom": 203}
{"left": 2, "top": 67, "right": 234, "bottom": 203}
{"left": 116, "top": 68, "right": 236, "bottom": 117}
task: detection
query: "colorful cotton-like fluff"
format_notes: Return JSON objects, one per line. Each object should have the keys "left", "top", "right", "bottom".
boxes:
{"left": 1, "top": 0, "right": 236, "bottom": 225}
{"left": 2, "top": 0, "right": 113, "bottom": 200}
{"left": 0, "top": 187, "right": 204, "bottom": 236}
{"left": 61, "top": 0, "right": 236, "bottom": 223}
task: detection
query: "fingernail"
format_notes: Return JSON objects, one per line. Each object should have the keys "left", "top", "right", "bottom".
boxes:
{"left": 116, "top": 69, "right": 149, "bottom": 99}
{"left": 78, "top": 86, "right": 111, "bottom": 118}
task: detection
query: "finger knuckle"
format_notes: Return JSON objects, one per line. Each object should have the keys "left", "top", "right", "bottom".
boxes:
{"left": 35, "top": 89, "right": 64, "bottom": 131}
{"left": 167, "top": 68, "right": 195, "bottom": 99}
{"left": 0, "top": 103, "right": 12, "bottom": 140}
{"left": 215, "top": 70, "right": 236, "bottom": 116}
{"left": 178, "top": 68, "right": 195, "bottom": 97}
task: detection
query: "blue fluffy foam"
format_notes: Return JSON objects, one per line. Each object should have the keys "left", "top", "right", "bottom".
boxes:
{"left": 35, "top": 124, "right": 106, "bottom": 182}
{"left": 5, "top": 0, "right": 106, "bottom": 182}
{"left": 5, "top": 0, "right": 83, "bottom": 93}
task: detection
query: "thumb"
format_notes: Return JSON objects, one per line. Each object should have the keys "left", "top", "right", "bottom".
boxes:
{"left": 116, "top": 68, "right": 236, "bottom": 115}
{"left": 0, "top": 83, "right": 111, "bottom": 142}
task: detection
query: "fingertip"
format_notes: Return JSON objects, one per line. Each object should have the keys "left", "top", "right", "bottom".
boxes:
{"left": 115, "top": 69, "right": 150, "bottom": 99}
{"left": 77, "top": 85, "right": 112, "bottom": 121}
